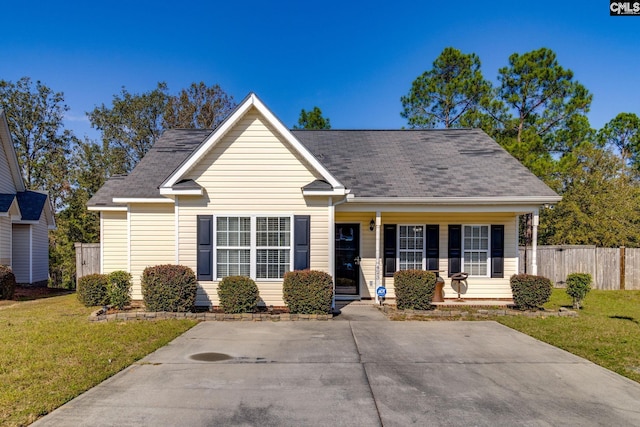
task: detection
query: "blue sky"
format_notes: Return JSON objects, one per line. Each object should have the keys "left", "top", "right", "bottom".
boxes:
{"left": 1, "top": 1, "right": 638, "bottom": 140}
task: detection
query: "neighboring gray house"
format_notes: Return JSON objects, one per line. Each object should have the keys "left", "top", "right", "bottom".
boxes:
{"left": 88, "top": 93, "right": 560, "bottom": 306}
{"left": 0, "top": 110, "right": 55, "bottom": 285}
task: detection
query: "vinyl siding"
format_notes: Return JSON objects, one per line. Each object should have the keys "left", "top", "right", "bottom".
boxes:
{"left": 129, "top": 204, "right": 175, "bottom": 299}
{"left": 0, "top": 142, "right": 17, "bottom": 193}
{"left": 335, "top": 211, "right": 518, "bottom": 300}
{"left": 179, "top": 108, "right": 329, "bottom": 306}
{"left": 0, "top": 216, "right": 11, "bottom": 266}
{"left": 11, "top": 224, "right": 30, "bottom": 283}
{"left": 102, "top": 211, "right": 128, "bottom": 275}
{"left": 31, "top": 213, "right": 49, "bottom": 283}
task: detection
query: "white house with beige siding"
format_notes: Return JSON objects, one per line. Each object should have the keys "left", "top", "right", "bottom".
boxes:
{"left": 0, "top": 110, "right": 55, "bottom": 285}
{"left": 88, "top": 93, "right": 560, "bottom": 307}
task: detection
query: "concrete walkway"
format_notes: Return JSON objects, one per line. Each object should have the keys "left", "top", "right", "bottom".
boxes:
{"left": 33, "top": 308, "right": 640, "bottom": 426}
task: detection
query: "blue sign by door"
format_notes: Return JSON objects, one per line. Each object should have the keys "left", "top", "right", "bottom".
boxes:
{"left": 376, "top": 286, "right": 387, "bottom": 298}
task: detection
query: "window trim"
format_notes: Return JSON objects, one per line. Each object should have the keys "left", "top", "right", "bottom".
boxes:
{"left": 462, "top": 224, "right": 491, "bottom": 278}
{"left": 214, "top": 214, "right": 294, "bottom": 281}
{"left": 396, "top": 224, "right": 426, "bottom": 271}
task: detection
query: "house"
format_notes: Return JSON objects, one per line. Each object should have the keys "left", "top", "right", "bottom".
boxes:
{"left": 88, "top": 93, "right": 560, "bottom": 306}
{"left": 0, "top": 110, "right": 55, "bottom": 286}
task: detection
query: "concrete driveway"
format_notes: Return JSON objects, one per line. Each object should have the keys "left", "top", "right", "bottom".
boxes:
{"left": 34, "top": 305, "right": 640, "bottom": 426}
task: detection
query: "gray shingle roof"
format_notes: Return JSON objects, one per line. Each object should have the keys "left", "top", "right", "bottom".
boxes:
{"left": 89, "top": 127, "right": 558, "bottom": 207}
{"left": 88, "top": 129, "right": 212, "bottom": 207}
{"left": 0, "top": 194, "right": 15, "bottom": 213}
{"left": 292, "top": 129, "right": 558, "bottom": 199}
{"left": 15, "top": 191, "right": 47, "bottom": 221}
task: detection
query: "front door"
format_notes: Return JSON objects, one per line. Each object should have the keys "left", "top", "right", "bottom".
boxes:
{"left": 335, "top": 223, "right": 360, "bottom": 296}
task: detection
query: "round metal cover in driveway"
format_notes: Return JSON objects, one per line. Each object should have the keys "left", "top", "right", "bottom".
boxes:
{"left": 189, "top": 352, "right": 232, "bottom": 362}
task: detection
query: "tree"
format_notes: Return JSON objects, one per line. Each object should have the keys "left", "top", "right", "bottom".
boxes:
{"left": 494, "top": 48, "right": 592, "bottom": 182}
{"left": 497, "top": 48, "right": 592, "bottom": 143}
{"left": 87, "top": 83, "right": 169, "bottom": 174}
{"left": 597, "top": 112, "right": 640, "bottom": 172}
{"left": 0, "top": 77, "right": 75, "bottom": 210}
{"left": 293, "top": 106, "right": 331, "bottom": 129}
{"left": 401, "top": 47, "right": 494, "bottom": 129}
{"left": 539, "top": 142, "right": 640, "bottom": 247}
{"left": 163, "top": 82, "right": 235, "bottom": 129}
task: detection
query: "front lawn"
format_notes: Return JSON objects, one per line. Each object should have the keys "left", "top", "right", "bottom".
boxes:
{"left": 497, "top": 289, "right": 640, "bottom": 384}
{"left": 0, "top": 294, "right": 197, "bottom": 427}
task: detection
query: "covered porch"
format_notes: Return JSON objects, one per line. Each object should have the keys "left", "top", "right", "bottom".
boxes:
{"left": 330, "top": 202, "right": 544, "bottom": 303}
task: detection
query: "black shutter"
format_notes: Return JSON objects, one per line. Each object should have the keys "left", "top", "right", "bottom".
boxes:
{"left": 294, "top": 215, "right": 310, "bottom": 270}
{"left": 197, "top": 215, "right": 213, "bottom": 281}
{"left": 425, "top": 225, "right": 439, "bottom": 271}
{"left": 384, "top": 224, "right": 397, "bottom": 277}
{"left": 448, "top": 225, "right": 462, "bottom": 277}
{"left": 491, "top": 225, "right": 505, "bottom": 278}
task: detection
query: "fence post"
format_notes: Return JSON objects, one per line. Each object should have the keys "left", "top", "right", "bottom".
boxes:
{"left": 620, "top": 246, "right": 626, "bottom": 290}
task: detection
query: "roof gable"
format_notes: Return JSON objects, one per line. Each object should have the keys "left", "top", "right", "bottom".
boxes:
{"left": 0, "top": 110, "right": 26, "bottom": 193}
{"left": 159, "top": 93, "right": 345, "bottom": 194}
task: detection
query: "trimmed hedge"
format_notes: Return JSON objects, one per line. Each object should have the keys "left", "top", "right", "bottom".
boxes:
{"left": 394, "top": 269, "right": 437, "bottom": 310}
{"left": 510, "top": 274, "right": 552, "bottom": 310}
{"left": 283, "top": 270, "right": 333, "bottom": 314}
{"left": 0, "top": 265, "right": 16, "bottom": 300}
{"left": 77, "top": 274, "right": 109, "bottom": 307}
{"left": 566, "top": 272, "right": 592, "bottom": 309}
{"left": 108, "top": 270, "right": 132, "bottom": 310}
{"left": 217, "top": 276, "right": 260, "bottom": 313}
{"left": 141, "top": 264, "right": 197, "bottom": 312}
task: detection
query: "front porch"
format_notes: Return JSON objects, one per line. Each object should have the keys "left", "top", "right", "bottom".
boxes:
{"left": 331, "top": 208, "right": 543, "bottom": 303}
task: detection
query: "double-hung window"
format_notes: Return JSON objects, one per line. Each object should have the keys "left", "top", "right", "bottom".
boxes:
{"left": 256, "top": 217, "right": 291, "bottom": 279}
{"left": 215, "top": 216, "right": 291, "bottom": 280}
{"left": 398, "top": 225, "right": 425, "bottom": 270}
{"left": 216, "top": 217, "right": 251, "bottom": 277}
{"left": 463, "top": 225, "right": 489, "bottom": 276}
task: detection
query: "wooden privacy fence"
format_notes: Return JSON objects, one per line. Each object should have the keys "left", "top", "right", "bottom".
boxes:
{"left": 75, "top": 243, "right": 100, "bottom": 284}
{"left": 519, "top": 245, "right": 640, "bottom": 290}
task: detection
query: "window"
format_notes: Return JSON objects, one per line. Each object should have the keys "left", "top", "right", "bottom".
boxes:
{"left": 215, "top": 216, "right": 291, "bottom": 280}
{"left": 216, "top": 217, "right": 251, "bottom": 277}
{"left": 256, "top": 217, "right": 291, "bottom": 279}
{"left": 398, "top": 225, "right": 424, "bottom": 270}
{"left": 463, "top": 225, "right": 489, "bottom": 276}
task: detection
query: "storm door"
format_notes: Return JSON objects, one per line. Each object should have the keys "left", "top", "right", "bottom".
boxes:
{"left": 335, "top": 223, "right": 360, "bottom": 296}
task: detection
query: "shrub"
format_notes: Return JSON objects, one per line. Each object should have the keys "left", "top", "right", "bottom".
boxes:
{"left": 0, "top": 265, "right": 16, "bottom": 300}
{"left": 283, "top": 270, "right": 333, "bottom": 314}
{"left": 77, "top": 274, "right": 109, "bottom": 307}
{"left": 108, "top": 270, "right": 132, "bottom": 309}
{"left": 217, "top": 276, "right": 260, "bottom": 313}
{"left": 566, "top": 273, "right": 592, "bottom": 309}
{"left": 510, "top": 274, "right": 552, "bottom": 310}
{"left": 141, "top": 264, "right": 197, "bottom": 312}
{"left": 394, "top": 270, "right": 436, "bottom": 310}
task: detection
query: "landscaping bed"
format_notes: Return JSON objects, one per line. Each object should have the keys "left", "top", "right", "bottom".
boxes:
{"left": 380, "top": 304, "right": 577, "bottom": 320}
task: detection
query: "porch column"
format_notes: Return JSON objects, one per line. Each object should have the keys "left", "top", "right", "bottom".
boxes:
{"left": 374, "top": 210, "right": 381, "bottom": 304}
{"left": 532, "top": 208, "right": 539, "bottom": 276}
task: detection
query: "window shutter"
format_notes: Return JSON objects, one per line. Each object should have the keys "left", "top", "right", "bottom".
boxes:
{"left": 294, "top": 215, "right": 310, "bottom": 270}
{"left": 491, "top": 225, "right": 504, "bottom": 278}
{"left": 197, "top": 215, "right": 213, "bottom": 281}
{"left": 448, "top": 225, "right": 462, "bottom": 277}
{"left": 425, "top": 225, "right": 439, "bottom": 271}
{"left": 384, "top": 224, "right": 397, "bottom": 277}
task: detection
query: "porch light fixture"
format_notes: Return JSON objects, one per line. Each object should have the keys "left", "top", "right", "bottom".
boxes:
{"left": 369, "top": 219, "right": 375, "bottom": 231}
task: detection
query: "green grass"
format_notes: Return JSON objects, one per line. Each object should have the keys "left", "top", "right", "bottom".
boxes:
{"left": 497, "top": 289, "right": 640, "bottom": 384}
{"left": 0, "top": 294, "right": 197, "bottom": 427}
